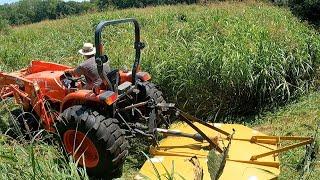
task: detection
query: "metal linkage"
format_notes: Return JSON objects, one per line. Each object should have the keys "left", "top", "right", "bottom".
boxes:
{"left": 154, "top": 103, "right": 231, "bottom": 153}
{"left": 250, "top": 136, "right": 314, "bottom": 161}
{"left": 177, "top": 110, "right": 224, "bottom": 153}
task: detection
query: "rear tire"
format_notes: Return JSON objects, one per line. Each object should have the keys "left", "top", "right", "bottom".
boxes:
{"left": 138, "top": 81, "right": 167, "bottom": 126}
{"left": 140, "top": 82, "right": 166, "bottom": 106}
{"left": 56, "top": 105, "right": 128, "bottom": 179}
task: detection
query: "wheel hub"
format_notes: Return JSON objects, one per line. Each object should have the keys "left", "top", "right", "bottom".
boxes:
{"left": 63, "top": 130, "right": 99, "bottom": 168}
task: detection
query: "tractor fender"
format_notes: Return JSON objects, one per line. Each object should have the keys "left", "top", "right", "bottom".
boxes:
{"left": 119, "top": 71, "right": 151, "bottom": 84}
{"left": 137, "top": 71, "right": 151, "bottom": 82}
{"left": 60, "top": 90, "right": 104, "bottom": 112}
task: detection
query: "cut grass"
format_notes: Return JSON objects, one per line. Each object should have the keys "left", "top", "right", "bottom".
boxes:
{"left": 252, "top": 91, "right": 320, "bottom": 179}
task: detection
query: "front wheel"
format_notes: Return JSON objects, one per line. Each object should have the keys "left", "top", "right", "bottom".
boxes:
{"left": 7, "top": 109, "right": 40, "bottom": 139}
{"left": 56, "top": 105, "right": 128, "bottom": 179}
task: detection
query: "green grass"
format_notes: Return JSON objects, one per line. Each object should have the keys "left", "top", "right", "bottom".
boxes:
{"left": 1, "top": 92, "right": 319, "bottom": 179}
{"left": 251, "top": 92, "right": 320, "bottom": 179}
{"left": 0, "top": 1, "right": 320, "bottom": 179}
{"left": 0, "top": 98, "right": 88, "bottom": 179}
{"left": 0, "top": 135, "right": 88, "bottom": 179}
{"left": 1, "top": 2, "right": 319, "bottom": 117}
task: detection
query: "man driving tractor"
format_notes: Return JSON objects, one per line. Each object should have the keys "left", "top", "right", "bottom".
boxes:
{"left": 65, "top": 42, "right": 110, "bottom": 89}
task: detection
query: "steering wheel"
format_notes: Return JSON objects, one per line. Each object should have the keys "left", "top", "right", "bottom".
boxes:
{"left": 62, "top": 72, "right": 85, "bottom": 89}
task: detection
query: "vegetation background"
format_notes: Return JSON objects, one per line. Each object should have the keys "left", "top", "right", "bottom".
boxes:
{"left": 0, "top": 0, "right": 319, "bottom": 179}
{"left": 0, "top": 0, "right": 319, "bottom": 27}
{"left": 0, "top": 0, "right": 204, "bottom": 26}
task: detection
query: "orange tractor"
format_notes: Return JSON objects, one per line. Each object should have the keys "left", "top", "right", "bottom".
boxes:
{"left": 0, "top": 18, "right": 169, "bottom": 178}
{"left": 0, "top": 18, "right": 318, "bottom": 180}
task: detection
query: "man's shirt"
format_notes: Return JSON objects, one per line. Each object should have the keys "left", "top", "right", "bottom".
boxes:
{"left": 74, "top": 57, "right": 110, "bottom": 89}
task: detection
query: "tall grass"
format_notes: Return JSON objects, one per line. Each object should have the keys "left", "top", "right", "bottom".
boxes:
{"left": 0, "top": 2, "right": 319, "bottom": 118}
{"left": 0, "top": 97, "right": 88, "bottom": 179}
{"left": 0, "top": 2, "right": 319, "bottom": 179}
{"left": 0, "top": 134, "right": 88, "bottom": 179}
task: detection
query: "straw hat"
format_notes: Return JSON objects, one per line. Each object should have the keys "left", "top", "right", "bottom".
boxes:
{"left": 78, "top": 43, "right": 96, "bottom": 56}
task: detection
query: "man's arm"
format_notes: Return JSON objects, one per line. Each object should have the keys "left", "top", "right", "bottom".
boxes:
{"left": 64, "top": 66, "right": 82, "bottom": 77}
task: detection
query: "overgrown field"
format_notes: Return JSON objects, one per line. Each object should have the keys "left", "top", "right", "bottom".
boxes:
{"left": 1, "top": 2, "right": 320, "bottom": 117}
{"left": 0, "top": 1, "right": 319, "bottom": 179}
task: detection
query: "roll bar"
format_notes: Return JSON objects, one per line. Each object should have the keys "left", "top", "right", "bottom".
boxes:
{"left": 94, "top": 18, "right": 145, "bottom": 86}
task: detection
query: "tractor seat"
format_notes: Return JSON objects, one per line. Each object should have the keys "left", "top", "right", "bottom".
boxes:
{"left": 106, "top": 69, "right": 119, "bottom": 88}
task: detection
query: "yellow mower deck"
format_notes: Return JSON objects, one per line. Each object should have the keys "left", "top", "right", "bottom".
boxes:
{"left": 137, "top": 122, "right": 281, "bottom": 180}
